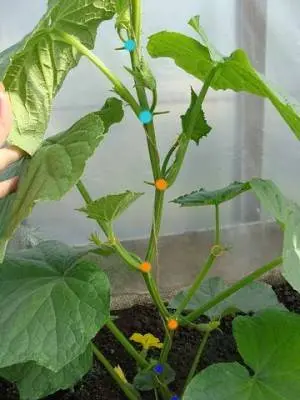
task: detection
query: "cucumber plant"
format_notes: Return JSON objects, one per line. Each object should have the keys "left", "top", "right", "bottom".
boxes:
{"left": 1, "top": 1, "right": 300, "bottom": 399}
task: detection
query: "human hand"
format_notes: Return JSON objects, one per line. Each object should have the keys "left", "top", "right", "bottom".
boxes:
{"left": 0, "top": 83, "right": 23, "bottom": 199}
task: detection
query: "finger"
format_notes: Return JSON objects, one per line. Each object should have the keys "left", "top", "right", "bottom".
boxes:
{"left": 0, "top": 146, "right": 24, "bottom": 173}
{"left": 0, "top": 176, "right": 18, "bottom": 199}
{"left": 0, "top": 83, "right": 13, "bottom": 147}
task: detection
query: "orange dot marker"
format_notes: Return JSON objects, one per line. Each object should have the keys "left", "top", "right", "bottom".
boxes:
{"left": 167, "top": 319, "right": 179, "bottom": 331}
{"left": 155, "top": 178, "right": 168, "bottom": 191}
{"left": 139, "top": 261, "right": 152, "bottom": 273}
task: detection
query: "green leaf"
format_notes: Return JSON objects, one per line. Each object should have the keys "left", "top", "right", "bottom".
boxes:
{"left": 115, "top": 0, "right": 131, "bottom": 32}
{"left": 250, "top": 178, "right": 292, "bottom": 224}
{"left": 169, "top": 277, "right": 283, "bottom": 319}
{"left": 188, "top": 16, "right": 223, "bottom": 63}
{"left": 172, "top": 181, "right": 250, "bottom": 207}
{"left": 181, "top": 88, "right": 211, "bottom": 144}
{"left": 0, "top": 241, "right": 110, "bottom": 372}
{"left": 97, "top": 97, "right": 124, "bottom": 132}
{"left": 79, "top": 191, "right": 144, "bottom": 225}
{"left": 1, "top": 0, "right": 116, "bottom": 154}
{"left": 249, "top": 179, "right": 300, "bottom": 293}
{"left": 147, "top": 32, "right": 300, "bottom": 139}
{"left": 0, "top": 345, "right": 92, "bottom": 400}
{"left": 0, "top": 98, "right": 123, "bottom": 261}
{"left": 183, "top": 309, "right": 300, "bottom": 400}
{"left": 125, "top": 58, "right": 157, "bottom": 91}
{"left": 283, "top": 204, "right": 300, "bottom": 293}
{"left": 133, "top": 362, "right": 175, "bottom": 391}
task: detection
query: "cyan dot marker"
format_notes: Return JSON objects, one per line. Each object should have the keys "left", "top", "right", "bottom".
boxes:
{"left": 124, "top": 39, "right": 136, "bottom": 52}
{"left": 139, "top": 110, "right": 153, "bottom": 124}
{"left": 153, "top": 364, "right": 164, "bottom": 374}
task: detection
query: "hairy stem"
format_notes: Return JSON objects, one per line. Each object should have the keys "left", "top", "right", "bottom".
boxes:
{"left": 183, "top": 331, "right": 210, "bottom": 392}
{"left": 76, "top": 180, "right": 92, "bottom": 203}
{"left": 129, "top": 0, "right": 169, "bottom": 320}
{"left": 159, "top": 329, "right": 174, "bottom": 364}
{"left": 112, "top": 239, "right": 141, "bottom": 269}
{"left": 144, "top": 272, "right": 169, "bottom": 319}
{"left": 131, "top": 0, "right": 142, "bottom": 46}
{"left": 146, "top": 189, "right": 164, "bottom": 261}
{"left": 129, "top": 0, "right": 160, "bottom": 179}
{"left": 106, "top": 319, "right": 148, "bottom": 368}
{"left": 215, "top": 204, "right": 220, "bottom": 245}
{"left": 76, "top": 180, "right": 109, "bottom": 236}
{"left": 91, "top": 343, "right": 139, "bottom": 400}
{"left": 175, "top": 253, "right": 216, "bottom": 317}
{"left": 185, "top": 257, "right": 282, "bottom": 323}
{"left": 56, "top": 31, "right": 140, "bottom": 115}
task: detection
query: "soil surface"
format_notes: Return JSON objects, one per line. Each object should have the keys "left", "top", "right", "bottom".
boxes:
{"left": 1, "top": 281, "right": 300, "bottom": 400}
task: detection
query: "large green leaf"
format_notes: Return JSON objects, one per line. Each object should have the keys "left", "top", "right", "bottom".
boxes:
{"left": 283, "top": 204, "right": 300, "bottom": 293}
{"left": 79, "top": 191, "right": 144, "bottom": 225}
{"left": 0, "top": 98, "right": 123, "bottom": 262}
{"left": 147, "top": 31, "right": 300, "bottom": 139}
{"left": 169, "top": 277, "right": 283, "bottom": 319}
{"left": 250, "top": 178, "right": 292, "bottom": 224}
{"left": 183, "top": 310, "right": 300, "bottom": 400}
{"left": 0, "top": 344, "right": 92, "bottom": 400}
{"left": 0, "top": 241, "right": 110, "bottom": 372}
{"left": 249, "top": 179, "right": 300, "bottom": 293}
{"left": 0, "top": 0, "right": 116, "bottom": 154}
{"left": 181, "top": 88, "right": 211, "bottom": 144}
{"left": 172, "top": 181, "right": 250, "bottom": 207}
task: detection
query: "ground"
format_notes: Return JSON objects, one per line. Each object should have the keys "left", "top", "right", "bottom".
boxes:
{"left": 1, "top": 282, "right": 299, "bottom": 400}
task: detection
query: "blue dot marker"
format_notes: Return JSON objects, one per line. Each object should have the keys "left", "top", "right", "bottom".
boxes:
{"left": 139, "top": 110, "right": 153, "bottom": 124}
{"left": 170, "top": 396, "right": 180, "bottom": 400}
{"left": 153, "top": 364, "right": 164, "bottom": 374}
{"left": 124, "top": 39, "right": 136, "bottom": 52}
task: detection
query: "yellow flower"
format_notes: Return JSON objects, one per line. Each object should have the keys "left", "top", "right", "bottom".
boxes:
{"left": 130, "top": 332, "right": 163, "bottom": 350}
{"left": 114, "top": 365, "right": 128, "bottom": 384}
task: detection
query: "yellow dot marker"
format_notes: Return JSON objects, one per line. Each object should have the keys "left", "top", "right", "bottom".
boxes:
{"left": 139, "top": 261, "right": 152, "bottom": 273}
{"left": 155, "top": 178, "right": 168, "bottom": 191}
{"left": 167, "top": 319, "right": 179, "bottom": 331}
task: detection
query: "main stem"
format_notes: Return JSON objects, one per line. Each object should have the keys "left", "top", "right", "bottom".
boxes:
{"left": 129, "top": 1, "right": 168, "bottom": 321}
{"left": 146, "top": 189, "right": 164, "bottom": 261}
{"left": 130, "top": 0, "right": 160, "bottom": 180}
{"left": 185, "top": 257, "right": 282, "bottom": 323}
{"left": 215, "top": 204, "right": 220, "bottom": 245}
{"left": 159, "top": 329, "right": 174, "bottom": 364}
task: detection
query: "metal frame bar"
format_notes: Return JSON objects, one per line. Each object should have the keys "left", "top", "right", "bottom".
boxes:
{"left": 234, "top": 0, "right": 268, "bottom": 222}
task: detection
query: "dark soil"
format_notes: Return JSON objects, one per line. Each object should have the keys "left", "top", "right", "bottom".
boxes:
{"left": 1, "top": 281, "right": 300, "bottom": 400}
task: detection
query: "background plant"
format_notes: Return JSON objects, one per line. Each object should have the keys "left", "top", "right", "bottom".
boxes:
{"left": 1, "top": 1, "right": 300, "bottom": 399}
